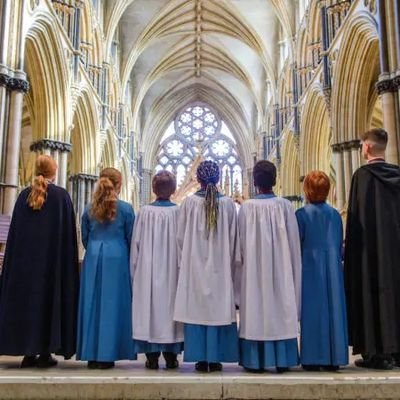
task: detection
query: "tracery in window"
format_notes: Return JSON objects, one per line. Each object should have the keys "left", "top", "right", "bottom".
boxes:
{"left": 155, "top": 103, "right": 243, "bottom": 196}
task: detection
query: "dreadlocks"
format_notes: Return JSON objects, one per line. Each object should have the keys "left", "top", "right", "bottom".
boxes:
{"left": 197, "top": 160, "right": 220, "bottom": 234}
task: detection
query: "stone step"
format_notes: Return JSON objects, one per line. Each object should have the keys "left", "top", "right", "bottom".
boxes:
{"left": 1, "top": 357, "right": 400, "bottom": 400}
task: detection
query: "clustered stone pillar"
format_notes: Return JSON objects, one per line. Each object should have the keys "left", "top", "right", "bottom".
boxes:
{"left": 375, "top": 0, "right": 400, "bottom": 164}
{"left": 30, "top": 139, "right": 72, "bottom": 188}
{"left": 331, "top": 140, "right": 361, "bottom": 209}
{"left": 68, "top": 174, "right": 98, "bottom": 219}
{"left": 0, "top": 68, "right": 29, "bottom": 215}
{"left": 140, "top": 169, "right": 152, "bottom": 206}
{"left": 246, "top": 167, "right": 255, "bottom": 198}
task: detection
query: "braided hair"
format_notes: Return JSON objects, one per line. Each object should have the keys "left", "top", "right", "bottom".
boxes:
{"left": 197, "top": 160, "right": 220, "bottom": 234}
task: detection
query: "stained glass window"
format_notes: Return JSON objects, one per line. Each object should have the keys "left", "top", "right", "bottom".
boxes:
{"left": 155, "top": 103, "right": 243, "bottom": 195}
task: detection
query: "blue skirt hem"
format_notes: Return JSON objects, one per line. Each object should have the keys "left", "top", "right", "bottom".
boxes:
{"left": 239, "top": 338, "right": 299, "bottom": 369}
{"left": 183, "top": 323, "right": 239, "bottom": 363}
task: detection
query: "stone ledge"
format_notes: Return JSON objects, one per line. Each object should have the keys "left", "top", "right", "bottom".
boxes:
{"left": 1, "top": 375, "right": 400, "bottom": 400}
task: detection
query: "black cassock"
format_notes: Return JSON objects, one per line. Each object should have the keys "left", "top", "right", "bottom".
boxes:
{"left": 0, "top": 184, "right": 79, "bottom": 359}
{"left": 344, "top": 162, "right": 400, "bottom": 356}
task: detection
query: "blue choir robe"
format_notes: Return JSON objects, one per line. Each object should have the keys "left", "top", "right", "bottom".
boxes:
{"left": 296, "top": 202, "right": 348, "bottom": 366}
{"left": 131, "top": 200, "right": 183, "bottom": 354}
{"left": 77, "top": 200, "right": 136, "bottom": 362}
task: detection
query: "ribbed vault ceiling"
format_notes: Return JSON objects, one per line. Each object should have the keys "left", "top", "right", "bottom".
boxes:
{"left": 105, "top": 0, "right": 295, "bottom": 152}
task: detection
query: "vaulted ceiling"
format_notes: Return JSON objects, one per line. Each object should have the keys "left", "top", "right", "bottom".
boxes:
{"left": 105, "top": 0, "right": 296, "bottom": 158}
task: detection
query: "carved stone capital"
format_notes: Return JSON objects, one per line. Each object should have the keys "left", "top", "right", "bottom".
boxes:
{"left": 393, "top": 75, "right": 400, "bottom": 90}
{"left": 30, "top": 139, "right": 72, "bottom": 153}
{"left": 376, "top": 78, "right": 397, "bottom": 94}
{"left": 331, "top": 140, "right": 361, "bottom": 153}
{"left": 0, "top": 73, "right": 30, "bottom": 93}
{"left": 69, "top": 173, "right": 98, "bottom": 182}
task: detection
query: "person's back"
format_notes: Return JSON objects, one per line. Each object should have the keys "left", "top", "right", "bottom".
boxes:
{"left": 296, "top": 171, "right": 348, "bottom": 371}
{"left": 238, "top": 160, "right": 301, "bottom": 373}
{"left": 174, "top": 160, "right": 239, "bottom": 372}
{"left": 345, "top": 128, "right": 400, "bottom": 370}
{"left": 131, "top": 170, "right": 183, "bottom": 370}
{"left": 83, "top": 200, "right": 133, "bottom": 258}
{"left": 0, "top": 155, "right": 79, "bottom": 368}
{"left": 239, "top": 196, "right": 300, "bottom": 340}
{"left": 77, "top": 168, "right": 136, "bottom": 369}
{"left": 297, "top": 202, "right": 341, "bottom": 251}
{"left": 175, "top": 194, "right": 238, "bottom": 325}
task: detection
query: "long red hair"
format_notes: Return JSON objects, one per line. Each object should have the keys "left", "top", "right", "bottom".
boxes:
{"left": 91, "top": 168, "right": 122, "bottom": 222}
{"left": 27, "top": 155, "right": 57, "bottom": 210}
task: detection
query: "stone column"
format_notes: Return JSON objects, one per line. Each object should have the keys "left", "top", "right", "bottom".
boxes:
{"left": 247, "top": 167, "right": 255, "bottom": 198}
{"left": 68, "top": 173, "right": 98, "bottom": 218}
{"left": 140, "top": 169, "right": 152, "bottom": 206}
{"left": 377, "top": 79, "right": 399, "bottom": 163}
{"left": 332, "top": 144, "right": 345, "bottom": 210}
{"left": 349, "top": 140, "right": 361, "bottom": 173}
{"left": 342, "top": 145, "right": 353, "bottom": 204}
{"left": 30, "top": 139, "right": 72, "bottom": 189}
{"left": 0, "top": 70, "right": 29, "bottom": 215}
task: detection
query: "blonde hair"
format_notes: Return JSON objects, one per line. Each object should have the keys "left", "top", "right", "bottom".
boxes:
{"left": 27, "top": 155, "right": 57, "bottom": 210}
{"left": 91, "top": 168, "right": 122, "bottom": 223}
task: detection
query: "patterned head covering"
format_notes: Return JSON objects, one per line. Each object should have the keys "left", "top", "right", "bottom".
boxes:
{"left": 196, "top": 161, "right": 220, "bottom": 235}
{"left": 196, "top": 160, "right": 220, "bottom": 185}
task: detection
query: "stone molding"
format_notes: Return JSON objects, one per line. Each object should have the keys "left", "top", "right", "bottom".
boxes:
{"left": 69, "top": 173, "right": 98, "bottom": 182}
{"left": 331, "top": 139, "right": 360, "bottom": 152}
{"left": 0, "top": 73, "right": 30, "bottom": 93}
{"left": 30, "top": 139, "right": 72, "bottom": 153}
{"left": 376, "top": 78, "right": 397, "bottom": 94}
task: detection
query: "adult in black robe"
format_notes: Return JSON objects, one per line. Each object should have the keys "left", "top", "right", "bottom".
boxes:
{"left": 344, "top": 128, "right": 400, "bottom": 369}
{"left": 0, "top": 159, "right": 79, "bottom": 367}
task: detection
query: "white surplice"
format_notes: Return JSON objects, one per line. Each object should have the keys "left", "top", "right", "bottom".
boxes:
{"left": 130, "top": 205, "right": 184, "bottom": 343}
{"left": 238, "top": 197, "right": 301, "bottom": 341}
{"left": 173, "top": 194, "right": 239, "bottom": 326}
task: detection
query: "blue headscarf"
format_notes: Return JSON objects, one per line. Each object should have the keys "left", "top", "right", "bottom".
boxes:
{"left": 196, "top": 160, "right": 220, "bottom": 186}
{"left": 196, "top": 161, "right": 220, "bottom": 235}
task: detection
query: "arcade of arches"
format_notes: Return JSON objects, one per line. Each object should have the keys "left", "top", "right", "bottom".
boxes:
{"left": 1, "top": 0, "right": 400, "bottom": 218}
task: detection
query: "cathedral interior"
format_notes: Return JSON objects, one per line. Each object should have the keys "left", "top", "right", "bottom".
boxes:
{"left": 0, "top": 0, "right": 399, "bottom": 216}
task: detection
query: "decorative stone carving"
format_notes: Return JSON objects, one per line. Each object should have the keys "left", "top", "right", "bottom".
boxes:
{"left": 0, "top": 73, "right": 30, "bottom": 92}
{"left": 69, "top": 173, "right": 98, "bottom": 182}
{"left": 331, "top": 140, "right": 361, "bottom": 153}
{"left": 30, "top": 139, "right": 72, "bottom": 153}
{"left": 364, "top": 0, "right": 377, "bottom": 14}
{"left": 376, "top": 78, "right": 397, "bottom": 94}
{"left": 29, "top": 0, "right": 40, "bottom": 12}
{"left": 393, "top": 75, "right": 400, "bottom": 90}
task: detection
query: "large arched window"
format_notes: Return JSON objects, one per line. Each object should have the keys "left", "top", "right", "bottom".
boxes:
{"left": 155, "top": 103, "right": 243, "bottom": 195}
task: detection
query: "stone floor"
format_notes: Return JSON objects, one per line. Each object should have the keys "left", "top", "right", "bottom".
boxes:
{"left": 1, "top": 354, "right": 400, "bottom": 399}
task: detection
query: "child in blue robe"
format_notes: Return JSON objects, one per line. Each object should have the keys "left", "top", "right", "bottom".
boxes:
{"left": 77, "top": 168, "right": 136, "bottom": 369}
{"left": 296, "top": 171, "right": 348, "bottom": 371}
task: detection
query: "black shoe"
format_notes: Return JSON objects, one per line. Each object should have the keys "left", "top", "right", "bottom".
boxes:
{"left": 195, "top": 361, "right": 209, "bottom": 372}
{"left": 87, "top": 361, "right": 98, "bottom": 369}
{"left": 302, "top": 364, "right": 320, "bottom": 371}
{"left": 145, "top": 352, "right": 160, "bottom": 370}
{"left": 36, "top": 354, "right": 58, "bottom": 369}
{"left": 163, "top": 352, "right": 179, "bottom": 369}
{"left": 20, "top": 356, "right": 37, "bottom": 368}
{"left": 355, "top": 357, "right": 393, "bottom": 370}
{"left": 244, "top": 367, "right": 264, "bottom": 373}
{"left": 209, "top": 362, "right": 222, "bottom": 372}
{"left": 276, "top": 367, "right": 289, "bottom": 373}
{"left": 96, "top": 361, "right": 115, "bottom": 369}
{"left": 322, "top": 365, "right": 339, "bottom": 372}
